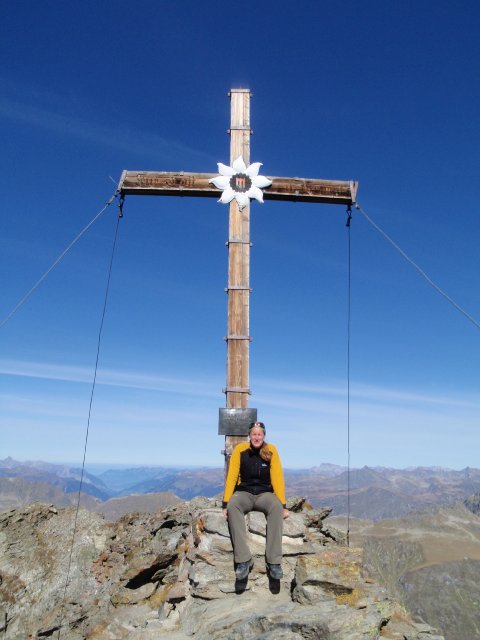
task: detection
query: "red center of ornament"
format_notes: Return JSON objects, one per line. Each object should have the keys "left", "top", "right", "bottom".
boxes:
{"left": 230, "top": 174, "right": 252, "bottom": 193}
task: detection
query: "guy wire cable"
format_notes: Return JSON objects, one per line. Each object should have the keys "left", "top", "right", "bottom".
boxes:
{"left": 56, "top": 197, "right": 124, "bottom": 639}
{"left": 355, "top": 203, "right": 480, "bottom": 332}
{"left": 0, "top": 189, "right": 119, "bottom": 330}
{"left": 346, "top": 205, "right": 352, "bottom": 547}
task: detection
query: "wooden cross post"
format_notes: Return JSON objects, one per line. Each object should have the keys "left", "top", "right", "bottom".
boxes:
{"left": 118, "top": 88, "right": 358, "bottom": 470}
{"left": 224, "top": 89, "right": 252, "bottom": 460}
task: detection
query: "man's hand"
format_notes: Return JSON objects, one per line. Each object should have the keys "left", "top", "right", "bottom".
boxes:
{"left": 283, "top": 508, "right": 289, "bottom": 519}
{"left": 223, "top": 508, "right": 228, "bottom": 519}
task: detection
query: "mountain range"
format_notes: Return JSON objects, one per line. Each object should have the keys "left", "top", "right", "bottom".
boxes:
{"left": 2, "top": 457, "right": 480, "bottom": 521}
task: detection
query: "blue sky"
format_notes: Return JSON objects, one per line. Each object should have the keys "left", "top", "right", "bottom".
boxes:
{"left": 1, "top": 1, "right": 479, "bottom": 470}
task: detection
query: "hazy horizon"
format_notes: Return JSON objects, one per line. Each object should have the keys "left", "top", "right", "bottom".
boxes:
{"left": 2, "top": 455, "right": 477, "bottom": 476}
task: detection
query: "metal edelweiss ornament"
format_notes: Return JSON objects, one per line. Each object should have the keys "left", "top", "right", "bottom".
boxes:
{"left": 209, "top": 156, "right": 272, "bottom": 210}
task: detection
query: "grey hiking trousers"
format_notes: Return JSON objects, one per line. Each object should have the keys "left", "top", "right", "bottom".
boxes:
{"left": 227, "top": 491, "right": 283, "bottom": 564}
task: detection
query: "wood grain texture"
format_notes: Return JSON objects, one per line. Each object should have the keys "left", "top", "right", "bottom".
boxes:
{"left": 119, "top": 171, "right": 357, "bottom": 205}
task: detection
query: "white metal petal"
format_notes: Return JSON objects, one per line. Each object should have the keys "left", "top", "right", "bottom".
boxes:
{"left": 219, "top": 187, "right": 235, "bottom": 204}
{"left": 232, "top": 156, "right": 247, "bottom": 173}
{"left": 209, "top": 176, "right": 230, "bottom": 190}
{"left": 235, "top": 192, "right": 250, "bottom": 209}
{"left": 217, "top": 162, "right": 235, "bottom": 176}
{"left": 246, "top": 162, "right": 262, "bottom": 177}
{"left": 252, "top": 175, "right": 272, "bottom": 189}
{"left": 247, "top": 186, "right": 264, "bottom": 203}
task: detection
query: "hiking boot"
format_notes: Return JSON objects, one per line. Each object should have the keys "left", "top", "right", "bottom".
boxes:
{"left": 235, "top": 558, "right": 254, "bottom": 580}
{"left": 266, "top": 563, "right": 283, "bottom": 579}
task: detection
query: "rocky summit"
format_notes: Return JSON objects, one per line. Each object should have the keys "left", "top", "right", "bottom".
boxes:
{"left": 0, "top": 497, "right": 444, "bottom": 640}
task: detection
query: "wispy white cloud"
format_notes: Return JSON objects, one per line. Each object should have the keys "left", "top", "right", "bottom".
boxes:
{"left": 0, "top": 80, "right": 215, "bottom": 165}
{"left": 0, "top": 358, "right": 219, "bottom": 397}
{"left": 1, "top": 395, "right": 199, "bottom": 422}
{"left": 0, "top": 392, "right": 86, "bottom": 419}
{"left": 2, "top": 357, "right": 478, "bottom": 468}
{"left": 2, "top": 358, "right": 478, "bottom": 412}
{"left": 255, "top": 377, "right": 479, "bottom": 411}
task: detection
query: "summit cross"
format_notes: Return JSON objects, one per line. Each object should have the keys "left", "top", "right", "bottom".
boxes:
{"left": 118, "top": 88, "right": 358, "bottom": 467}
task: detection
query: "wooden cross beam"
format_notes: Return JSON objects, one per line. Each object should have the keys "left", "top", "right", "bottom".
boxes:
{"left": 118, "top": 88, "right": 358, "bottom": 465}
{"left": 119, "top": 171, "right": 357, "bottom": 205}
